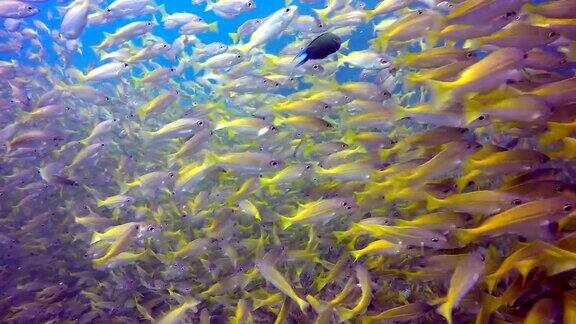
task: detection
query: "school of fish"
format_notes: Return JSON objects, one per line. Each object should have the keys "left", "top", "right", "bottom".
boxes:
{"left": 1, "top": 0, "right": 576, "bottom": 322}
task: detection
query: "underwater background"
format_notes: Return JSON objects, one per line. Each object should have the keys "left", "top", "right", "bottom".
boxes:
{"left": 1, "top": 0, "right": 576, "bottom": 323}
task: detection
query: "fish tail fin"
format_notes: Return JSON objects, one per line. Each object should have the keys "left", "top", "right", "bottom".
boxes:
{"left": 350, "top": 250, "right": 362, "bottom": 261}
{"left": 516, "top": 259, "right": 537, "bottom": 281}
{"left": 452, "top": 229, "right": 476, "bottom": 246}
{"left": 463, "top": 38, "right": 482, "bottom": 50}
{"left": 209, "top": 21, "right": 219, "bottom": 32}
{"left": 336, "top": 306, "right": 354, "bottom": 322}
{"left": 158, "top": 4, "right": 168, "bottom": 21}
{"left": 157, "top": 251, "right": 175, "bottom": 265}
{"left": 464, "top": 97, "right": 485, "bottom": 124}
{"left": 90, "top": 44, "right": 103, "bottom": 55}
{"left": 336, "top": 52, "right": 346, "bottom": 67}
{"left": 404, "top": 72, "right": 422, "bottom": 89}
{"left": 191, "top": 61, "right": 203, "bottom": 75}
{"left": 132, "top": 76, "right": 143, "bottom": 88}
{"left": 234, "top": 43, "right": 252, "bottom": 54}
{"left": 79, "top": 136, "right": 92, "bottom": 146}
{"left": 228, "top": 32, "right": 238, "bottom": 44}
{"left": 293, "top": 52, "right": 308, "bottom": 67}
{"left": 67, "top": 68, "right": 86, "bottom": 83}
{"left": 204, "top": 0, "right": 214, "bottom": 12}
{"left": 305, "top": 295, "right": 325, "bottom": 313}
{"left": 484, "top": 274, "right": 499, "bottom": 294}
{"left": 296, "top": 298, "right": 310, "bottom": 313}
{"left": 427, "top": 79, "right": 455, "bottom": 109}
{"left": 333, "top": 230, "right": 349, "bottom": 243}
{"left": 437, "top": 303, "right": 453, "bottom": 324}
{"left": 341, "top": 128, "right": 356, "bottom": 145}
{"left": 166, "top": 153, "right": 181, "bottom": 169}
{"left": 365, "top": 10, "right": 376, "bottom": 22}
{"left": 425, "top": 193, "right": 444, "bottom": 211}
{"left": 426, "top": 30, "right": 440, "bottom": 49}
{"left": 136, "top": 107, "right": 147, "bottom": 121}
{"left": 370, "top": 35, "right": 389, "bottom": 52}
{"left": 393, "top": 104, "right": 409, "bottom": 121}
{"left": 316, "top": 277, "right": 329, "bottom": 291}
{"left": 456, "top": 170, "right": 482, "bottom": 191}
{"left": 93, "top": 256, "right": 107, "bottom": 269}
{"left": 90, "top": 231, "right": 104, "bottom": 244}
{"left": 379, "top": 145, "right": 400, "bottom": 160}
{"left": 276, "top": 214, "right": 292, "bottom": 230}
{"left": 313, "top": 8, "right": 328, "bottom": 21}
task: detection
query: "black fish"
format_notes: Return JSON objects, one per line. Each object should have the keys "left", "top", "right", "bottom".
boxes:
{"left": 293, "top": 32, "right": 342, "bottom": 67}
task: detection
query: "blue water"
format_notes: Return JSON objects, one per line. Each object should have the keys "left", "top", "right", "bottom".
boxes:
{"left": 1, "top": 0, "right": 385, "bottom": 83}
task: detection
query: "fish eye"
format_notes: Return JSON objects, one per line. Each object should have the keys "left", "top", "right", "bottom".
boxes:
{"left": 318, "top": 24, "right": 323, "bottom": 28}
{"left": 342, "top": 201, "right": 348, "bottom": 207}
{"left": 107, "top": 9, "right": 111, "bottom": 12}
{"left": 305, "top": 164, "right": 311, "bottom": 169}
{"left": 555, "top": 187, "right": 564, "bottom": 192}
{"left": 380, "top": 58, "right": 387, "bottom": 64}
{"left": 478, "top": 115, "right": 485, "bottom": 120}
{"left": 106, "top": 96, "right": 110, "bottom": 101}
{"left": 417, "top": 10, "right": 423, "bottom": 14}
{"left": 148, "top": 226, "right": 154, "bottom": 231}
{"left": 548, "top": 31, "right": 557, "bottom": 38}
{"left": 148, "top": 22, "right": 152, "bottom": 26}
{"left": 431, "top": 237, "right": 439, "bottom": 242}
{"left": 313, "top": 65, "right": 319, "bottom": 70}
{"left": 270, "top": 160, "right": 279, "bottom": 167}
{"left": 324, "top": 104, "right": 329, "bottom": 109}
{"left": 170, "top": 68, "right": 175, "bottom": 72}
{"left": 197, "top": 120, "right": 204, "bottom": 126}
{"left": 263, "top": 79, "right": 267, "bottom": 83}
{"left": 237, "top": 55, "right": 241, "bottom": 58}
{"left": 512, "top": 199, "right": 522, "bottom": 206}
{"left": 466, "top": 52, "right": 474, "bottom": 58}
{"left": 522, "top": 53, "right": 528, "bottom": 59}
{"left": 28, "top": 6, "right": 33, "bottom": 10}
{"left": 564, "top": 204, "right": 573, "bottom": 212}
{"left": 124, "top": 63, "right": 128, "bottom": 67}
{"left": 285, "top": 8, "right": 291, "bottom": 12}
{"left": 247, "top": 2, "right": 252, "bottom": 6}
{"left": 480, "top": 254, "right": 486, "bottom": 262}
{"left": 100, "top": 143, "right": 105, "bottom": 147}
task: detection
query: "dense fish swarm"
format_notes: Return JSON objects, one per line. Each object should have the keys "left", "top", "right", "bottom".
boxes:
{"left": 2, "top": 0, "right": 576, "bottom": 323}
